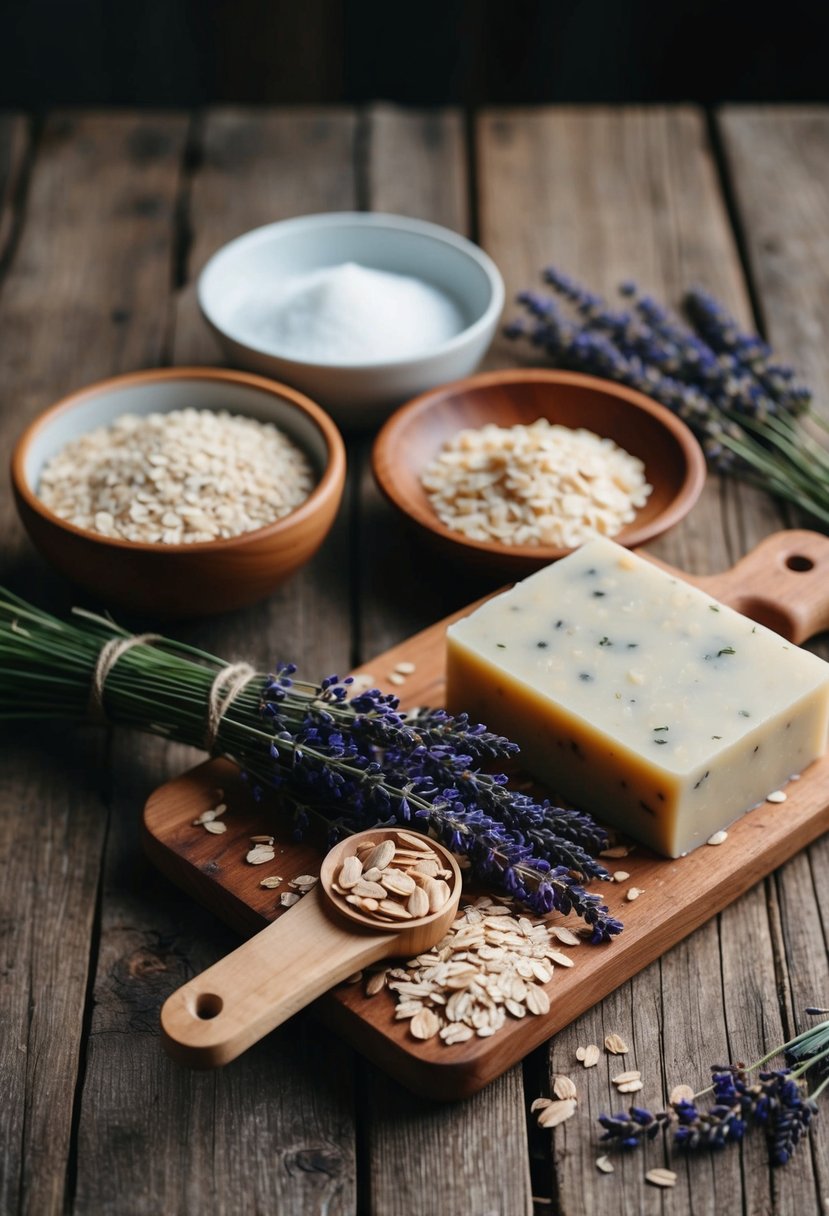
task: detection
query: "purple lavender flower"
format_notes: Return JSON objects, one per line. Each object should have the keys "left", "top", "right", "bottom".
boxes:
{"left": 598, "top": 1106, "right": 669, "bottom": 1148}
{"left": 254, "top": 675, "right": 622, "bottom": 939}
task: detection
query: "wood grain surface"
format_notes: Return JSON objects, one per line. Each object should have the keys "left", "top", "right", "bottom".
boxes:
{"left": 1, "top": 103, "right": 828, "bottom": 1216}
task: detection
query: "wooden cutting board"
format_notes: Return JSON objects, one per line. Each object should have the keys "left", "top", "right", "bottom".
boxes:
{"left": 143, "top": 530, "right": 829, "bottom": 1100}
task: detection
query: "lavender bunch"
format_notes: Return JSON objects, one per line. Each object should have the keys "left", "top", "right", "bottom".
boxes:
{"left": 507, "top": 270, "right": 828, "bottom": 524}
{"left": 0, "top": 588, "right": 622, "bottom": 940}
{"left": 257, "top": 665, "right": 621, "bottom": 939}
{"left": 598, "top": 1008, "right": 829, "bottom": 1167}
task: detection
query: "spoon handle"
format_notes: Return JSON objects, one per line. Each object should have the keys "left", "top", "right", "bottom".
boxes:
{"left": 160, "top": 887, "right": 395, "bottom": 1067}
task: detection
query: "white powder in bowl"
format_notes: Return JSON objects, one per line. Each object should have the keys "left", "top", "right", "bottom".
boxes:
{"left": 246, "top": 262, "right": 466, "bottom": 363}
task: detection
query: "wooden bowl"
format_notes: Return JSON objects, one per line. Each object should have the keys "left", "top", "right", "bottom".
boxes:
{"left": 11, "top": 367, "right": 346, "bottom": 617}
{"left": 372, "top": 368, "right": 706, "bottom": 577}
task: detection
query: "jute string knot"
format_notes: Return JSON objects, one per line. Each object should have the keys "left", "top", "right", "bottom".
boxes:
{"left": 204, "top": 662, "right": 256, "bottom": 753}
{"left": 90, "top": 635, "right": 255, "bottom": 754}
{"left": 89, "top": 634, "right": 162, "bottom": 722}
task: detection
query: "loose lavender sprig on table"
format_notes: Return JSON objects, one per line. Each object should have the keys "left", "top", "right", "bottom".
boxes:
{"left": 0, "top": 588, "right": 622, "bottom": 940}
{"left": 506, "top": 270, "right": 829, "bottom": 524}
{"left": 598, "top": 1009, "right": 829, "bottom": 1167}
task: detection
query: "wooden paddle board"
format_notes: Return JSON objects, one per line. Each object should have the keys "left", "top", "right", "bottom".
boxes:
{"left": 142, "top": 530, "right": 829, "bottom": 1099}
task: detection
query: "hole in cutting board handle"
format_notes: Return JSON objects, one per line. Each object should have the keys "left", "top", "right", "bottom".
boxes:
{"left": 786, "top": 554, "right": 814, "bottom": 572}
{"left": 194, "top": 992, "right": 223, "bottom": 1020}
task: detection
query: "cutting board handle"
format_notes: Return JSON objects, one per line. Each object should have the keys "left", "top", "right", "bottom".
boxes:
{"left": 160, "top": 887, "right": 393, "bottom": 1068}
{"left": 660, "top": 530, "right": 829, "bottom": 646}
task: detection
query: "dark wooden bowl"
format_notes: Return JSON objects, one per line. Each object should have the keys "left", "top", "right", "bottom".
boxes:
{"left": 372, "top": 368, "right": 707, "bottom": 577}
{"left": 11, "top": 367, "right": 347, "bottom": 618}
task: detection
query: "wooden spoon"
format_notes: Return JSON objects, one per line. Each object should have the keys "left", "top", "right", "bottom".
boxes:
{"left": 160, "top": 828, "right": 462, "bottom": 1067}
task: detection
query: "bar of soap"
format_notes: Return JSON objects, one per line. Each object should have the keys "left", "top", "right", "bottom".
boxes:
{"left": 446, "top": 538, "right": 829, "bottom": 857}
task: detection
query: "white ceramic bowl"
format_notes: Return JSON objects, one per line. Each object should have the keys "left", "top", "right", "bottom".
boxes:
{"left": 197, "top": 212, "right": 505, "bottom": 428}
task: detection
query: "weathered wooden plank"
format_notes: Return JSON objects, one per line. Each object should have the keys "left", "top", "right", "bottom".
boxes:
{"left": 364, "top": 104, "right": 469, "bottom": 232}
{"left": 718, "top": 108, "right": 829, "bottom": 420}
{"left": 364, "top": 1070, "right": 531, "bottom": 1216}
{"left": 355, "top": 104, "right": 489, "bottom": 662}
{"left": 73, "top": 108, "right": 360, "bottom": 1215}
{"left": 0, "top": 112, "right": 188, "bottom": 1216}
{"left": 0, "top": 114, "right": 29, "bottom": 268}
{"left": 720, "top": 105, "right": 829, "bottom": 1208}
{"left": 356, "top": 103, "right": 495, "bottom": 642}
{"left": 477, "top": 106, "right": 792, "bottom": 1212}
{"left": 359, "top": 103, "right": 532, "bottom": 1216}
{"left": 174, "top": 107, "right": 361, "bottom": 365}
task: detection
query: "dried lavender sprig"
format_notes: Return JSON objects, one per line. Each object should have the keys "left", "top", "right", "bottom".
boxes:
{"left": 550, "top": 272, "right": 807, "bottom": 424}
{"left": 597, "top": 1010, "right": 829, "bottom": 1166}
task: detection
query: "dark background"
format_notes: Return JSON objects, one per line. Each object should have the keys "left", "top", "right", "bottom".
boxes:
{"left": 1, "top": 0, "right": 827, "bottom": 108}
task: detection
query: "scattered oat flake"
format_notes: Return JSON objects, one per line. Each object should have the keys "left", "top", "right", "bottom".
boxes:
{"left": 646, "top": 1168, "right": 677, "bottom": 1189}
{"left": 526, "top": 985, "right": 551, "bottom": 1015}
{"left": 410, "top": 1008, "right": 441, "bottom": 1040}
{"left": 344, "top": 971, "right": 363, "bottom": 985}
{"left": 531, "top": 1097, "right": 553, "bottom": 1113}
{"left": 394, "top": 660, "right": 416, "bottom": 675}
{"left": 365, "top": 969, "right": 388, "bottom": 997}
{"left": 537, "top": 1098, "right": 577, "bottom": 1128}
{"left": 596, "top": 1156, "right": 614, "bottom": 1174}
{"left": 250, "top": 834, "right": 274, "bottom": 844}
{"left": 626, "top": 887, "right": 644, "bottom": 901}
{"left": 604, "top": 1033, "right": 629, "bottom": 1054}
{"left": 259, "top": 875, "right": 283, "bottom": 888}
{"left": 612, "top": 871, "right": 630, "bottom": 883}
{"left": 767, "top": 790, "right": 787, "bottom": 803}
{"left": 247, "top": 845, "right": 276, "bottom": 864}
{"left": 616, "top": 1079, "right": 644, "bottom": 1094}
{"left": 582, "top": 1044, "right": 600, "bottom": 1068}
{"left": 576, "top": 1046, "right": 586, "bottom": 1062}
{"left": 612, "top": 1070, "right": 641, "bottom": 1085}
{"left": 548, "top": 950, "right": 574, "bottom": 968}
{"left": 204, "top": 821, "right": 227, "bottom": 835}
{"left": 381, "top": 885, "right": 583, "bottom": 1049}
{"left": 279, "top": 892, "right": 300, "bottom": 907}
{"left": 387, "top": 672, "right": 406, "bottom": 686}
{"left": 193, "top": 803, "right": 227, "bottom": 825}
{"left": 553, "top": 1075, "right": 578, "bottom": 1100}
{"left": 670, "top": 1084, "right": 696, "bottom": 1105}
{"left": 291, "top": 874, "right": 318, "bottom": 888}
{"left": 707, "top": 830, "right": 728, "bottom": 845}
{"left": 550, "top": 926, "right": 581, "bottom": 946}
{"left": 599, "top": 845, "right": 632, "bottom": 858}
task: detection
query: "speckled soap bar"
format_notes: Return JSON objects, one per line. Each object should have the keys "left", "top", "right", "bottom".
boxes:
{"left": 445, "top": 538, "right": 829, "bottom": 857}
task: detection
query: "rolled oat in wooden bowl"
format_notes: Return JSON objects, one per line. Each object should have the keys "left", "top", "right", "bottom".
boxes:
{"left": 372, "top": 368, "right": 706, "bottom": 579}
{"left": 11, "top": 367, "right": 346, "bottom": 616}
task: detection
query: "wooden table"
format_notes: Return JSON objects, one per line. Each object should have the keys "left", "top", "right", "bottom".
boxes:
{"left": 1, "top": 104, "right": 828, "bottom": 1216}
